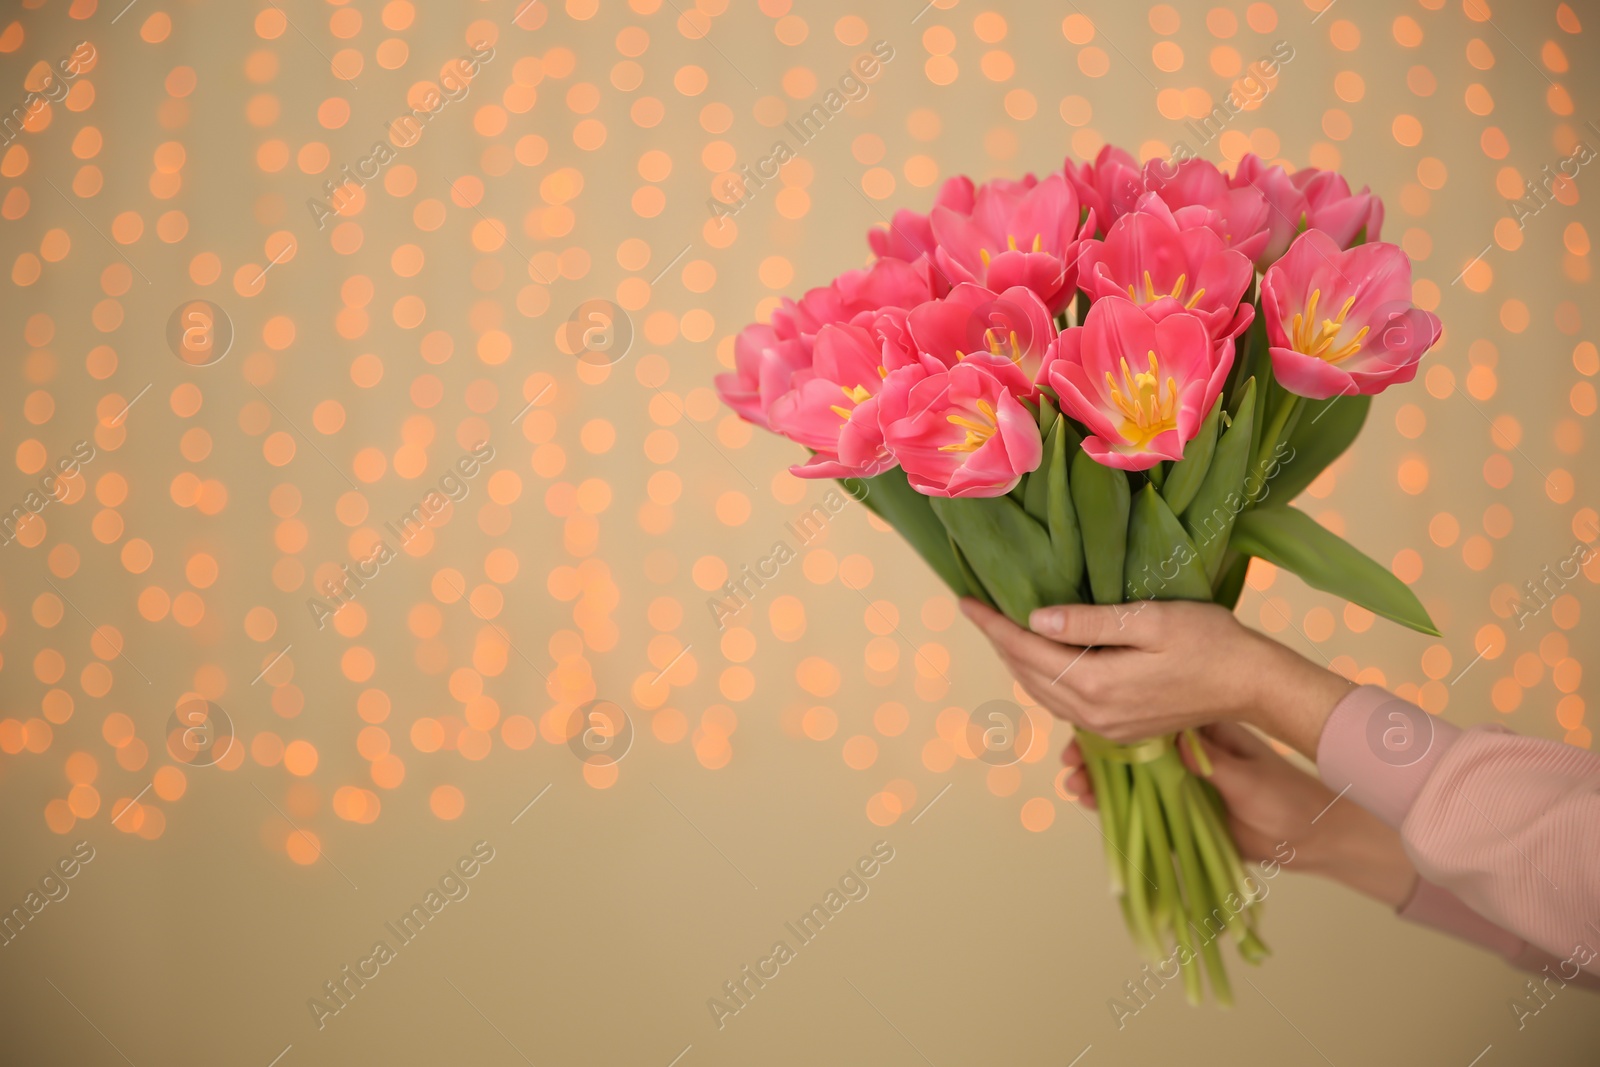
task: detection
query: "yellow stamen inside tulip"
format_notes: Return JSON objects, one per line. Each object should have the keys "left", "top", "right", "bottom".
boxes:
{"left": 829, "top": 383, "right": 873, "bottom": 422}
{"left": 981, "top": 234, "right": 1044, "bottom": 271}
{"left": 983, "top": 328, "right": 1025, "bottom": 364}
{"left": 940, "top": 399, "right": 1000, "bottom": 452}
{"left": 1127, "top": 271, "right": 1206, "bottom": 309}
{"left": 1104, "top": 350, "right": 1180, "bottom": 447}
{"left": 1291, "top": 288, "right": 1369, "bottom": 364}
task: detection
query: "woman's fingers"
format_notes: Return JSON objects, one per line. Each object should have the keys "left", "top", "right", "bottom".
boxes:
{"left": 1200, "top": 720, "right": 1273, "bottom": 760}
{"left": 1028, "top": 602, "right": 1158, "bottom": 649}
{"left": 1178, "top": 730, "right": 1206, "bottom": 776}
{"left": 964, "top": 599, "right": 1094, "bottom": 679}
{"left": 1004, "top": 660, "right": 1094, "bottom": 726}
{"left": 1183, "top": 730, "right": 1266, "bottom": 811}
{"left": 1059, "top": 739, "right": 1095, "bottom": 808}
{"left": 1058, "top": 757, "right": 1095, "bottom": 808}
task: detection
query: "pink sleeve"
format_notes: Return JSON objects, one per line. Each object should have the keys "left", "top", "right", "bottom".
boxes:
{"left": 1399, "top": 879, "right": 1600, "bottom": 992}
{"left": 1317, "top": 685, "right": 1600, "bottom": 980}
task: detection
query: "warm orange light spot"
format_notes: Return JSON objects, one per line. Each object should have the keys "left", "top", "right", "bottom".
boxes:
{"left": 865, "top": 791, "right": 901, "bottom": 826}
{"left": 283, "top": 740, "right": 318, "bottom": 776}
{"left": 430, "top": 785, "right": 466, "bottom": 820}
{"left": 801, "top": 706, "right": 837, "bottom": 741}
{"left": 371, "top": 754, "right": 405, "bottom": 789}
{"left": 102, "top": 712, "right": 135, "bottom": 748}
{"left": 45, "top": 799, "right": 75, "bottom": 835}
{"left": 153, "top": 765, "right": 186, "bottom": 801}
{"left": 67, "top": 784, "right": 100, "bottom": 818}
{"left": 285, "top": 829, "right": 321, "bottom": 865}
{"left": 842, "top": 735, "right": 878, "bottom": 770}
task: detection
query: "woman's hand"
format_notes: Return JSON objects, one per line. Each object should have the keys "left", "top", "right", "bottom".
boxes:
{"left": 959, "top": 597, "right": 1354, "bottom": 758}
{"left": 1061, "top": 723, "right": 1420, "bottom": 908}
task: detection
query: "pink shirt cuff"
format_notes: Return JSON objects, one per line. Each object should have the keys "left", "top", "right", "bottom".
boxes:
{"left": 1314, "top": 684, "right": 1465, "bottom": 829}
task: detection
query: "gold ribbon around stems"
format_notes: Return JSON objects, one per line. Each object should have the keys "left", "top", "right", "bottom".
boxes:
{"left": 1074, "top": 730, "right": 1174, "bottom": 764}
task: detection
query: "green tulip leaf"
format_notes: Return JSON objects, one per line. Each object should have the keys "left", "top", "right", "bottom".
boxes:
{"left": 1037, "top": 391, "right": 1058, "bottom": 435}
{"left": 1230, "top": 505, "right": 1440, "bottom": 636}
{"left": 929, "top": 494, "right": 1073, "bottom": 625}
{"left": 1023, "top": 415, "right": 1057, "bottom": 526}
{"left": 1182, "top": 377, "right": 1257, "bottom": 581}
{"left": 1163, "top": 394, "right": 1223, "bottom": 516}
{"left": 1070, "top": 448, "right": 1131, "bottom": 606}
{"left": 1126, "top": 485, "right": 1213, "bottom": 601}
{"left": 1046, "top": 418, "right": 1085, "bottom": 595}
{"left": 1212, "top": 551, "right": 1250, "bottom": 609}
{"left": 1263, "top": 392, "right": 1371, "bottom": 504}
{"left": 843, "top": 469, "right": 970, "bottom": 598}
{"left": 947, "top": 534, "right": 994, "bottom": 610}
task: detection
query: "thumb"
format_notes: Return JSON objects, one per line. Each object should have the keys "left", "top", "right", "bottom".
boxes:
{"left": 1200, "top": 721, "right": 1274, "bottom": 762}
{"left": 1184, "top": 733, "right": 1263, "bottom": 810}
{"left": 1028, "top": 602, "right": 1156, "bottom": 649}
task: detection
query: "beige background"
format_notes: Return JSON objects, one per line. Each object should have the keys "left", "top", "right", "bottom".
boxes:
{"left": 1, "top": 0, "right": 1597, "bottom": 1063}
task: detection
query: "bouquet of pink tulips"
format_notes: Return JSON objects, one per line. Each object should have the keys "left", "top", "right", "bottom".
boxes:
{"left": 717, "top": 145, "right": 1442, "bottom": 1004}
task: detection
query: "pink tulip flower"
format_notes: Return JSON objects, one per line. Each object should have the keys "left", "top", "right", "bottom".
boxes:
{"left": 905, "top": 282, "right": 1058, "bottom": 381}
{"left": 1260, "top": 230, "right": 1440, "bottom": 399}
{"left": 1143, "top": 157, "right": 1273, "bottom": 264}
{"left": 878, "top": 355, "right": 1042, "bottom": 497}
{"left": 1043, "top": 297, "right": 1234, "bottom": 471}
{"left": 718, "top": 257, "right": 933, "bottom": 430}
{"left": 1076, "top": 194, "right": 1255, "bottom": 343}
{"left": 1290, "top": 167, "right": 1384, "bottom": 249}
{"left": 714, "top": 322, "right": 811, "bottom": 430}
{"left": 772, "top": 255, "right": 934, "bottom": 342}
{"left": 1065, "top": 144, "right": 1144, "bottom": 234}
{"left": 767, "top": 321, "right": 904, "bottom": 479}
{"left": 1229, "top": 154, "right": 1310, "bottom": 267}
{"left": 869, "top": 176, "right": 976, "bottom": 292}
{"left": 930, "top": 173, "right": 1089, "bottom": 312}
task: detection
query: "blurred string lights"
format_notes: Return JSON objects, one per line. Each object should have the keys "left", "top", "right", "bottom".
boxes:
{"left": 0, "top": 0, "right": 1593, "bottom": 871}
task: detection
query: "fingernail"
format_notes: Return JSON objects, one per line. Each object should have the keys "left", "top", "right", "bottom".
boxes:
{"left": 1029, "top": 607, "right": 1062, "bottom": 633}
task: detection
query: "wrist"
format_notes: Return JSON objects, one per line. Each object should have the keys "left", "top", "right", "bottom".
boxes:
{"left": 1310, "top": 805, "right": 1418, "bottom": 909}
{"left": 1235, "top": 631, "right": 1353, "bottom": 759}
{"left": 1222, "top": 624, "right": 1274, "bottom": 729}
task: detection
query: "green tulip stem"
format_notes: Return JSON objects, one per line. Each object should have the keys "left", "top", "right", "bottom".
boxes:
{"left": 1255, "top": 387, "right": 1303, "bottom": 476}
{"left": 1154, "top": 751, "right": 1234, "bottom": 1005}
{"left": 1183, "top": 775, "right": 1251, "bottom": 944}
{"left": 1102, "top": 754, "right": 1134, "bottom": 885}
{"left": 1181, "top": 727, "right": 1213, "bottom": 776}
{"left": 1121, "top": 788, "right": 1162, "bottom": 960}
{"left": 1192, "top": 777, "right": 1261, "bottom": 942}
{"left": 1080, "top": 752, "right": 1125, "bottom": 895}
{"left": 1131, "top": 764, "right": 1201, "bottom": 1004}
